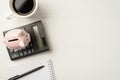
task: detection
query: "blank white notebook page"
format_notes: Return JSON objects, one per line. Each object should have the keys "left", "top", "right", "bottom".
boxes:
{"left": 8, "top": 59, "right": 54, "bottom": 80}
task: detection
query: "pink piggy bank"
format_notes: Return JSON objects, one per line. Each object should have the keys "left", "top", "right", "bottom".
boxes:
{"left": 4, "top": 29, "right": 31, "bottom": 50}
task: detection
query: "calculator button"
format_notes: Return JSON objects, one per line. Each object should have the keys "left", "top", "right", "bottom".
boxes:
{"left": 31, "top": 49, "right": 34, "bottom": 53}
{"left": 10, "top": 49, "right": 13, "bottom": 52}
{"left": 30, "top": 43, "right": 33, "bottom": 47}
{"left": 23, "top": 51, "right": 28, "bottom": 55}
{"left": 14, "top": 50, "right": 18, "bottom": 52}
{"left": 26, "top": 45, "right": 29, "bottom": 48}
{"left": 11, "top": 53, "right": 19, "bottom": 59}
{"left": 28, "top": 50, "right": 31, "bottom": 54}
{"left": 19, "top": 52, "right": 24, "bottom": 57}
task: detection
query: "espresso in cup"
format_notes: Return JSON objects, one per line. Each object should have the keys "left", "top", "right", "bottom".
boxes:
{"left": 13, "top": 0, "right": 36, "bottom": 16}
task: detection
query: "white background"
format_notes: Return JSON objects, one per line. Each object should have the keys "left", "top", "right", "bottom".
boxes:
{"left": 0, "top": 0, "right": 120, "bottom": 80}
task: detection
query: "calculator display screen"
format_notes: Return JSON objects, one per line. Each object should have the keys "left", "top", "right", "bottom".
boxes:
{"left": 33, "top": 26, "right": 43, "bottom": 49}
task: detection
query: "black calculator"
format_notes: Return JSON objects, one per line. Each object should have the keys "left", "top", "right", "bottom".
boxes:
{"left": 3, "top": 21, "right": 49, "bottom": 60}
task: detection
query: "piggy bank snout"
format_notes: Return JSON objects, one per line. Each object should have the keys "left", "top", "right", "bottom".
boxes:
{"left": 4, "top": 29, "right": 31, "bottom": 50}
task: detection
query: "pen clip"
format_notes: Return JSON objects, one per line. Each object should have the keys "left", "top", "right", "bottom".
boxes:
{"left": 8, "top": 75, "right": 19, "bottom": 80}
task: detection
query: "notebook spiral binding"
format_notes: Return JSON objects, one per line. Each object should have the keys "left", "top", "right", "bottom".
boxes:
{"left": 48, "top": 59, "right": 54, "bottom": 80}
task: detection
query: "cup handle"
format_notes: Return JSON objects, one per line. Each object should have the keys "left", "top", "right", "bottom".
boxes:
{"left": 7, "top": 14, "right": 15, "bottom": 20}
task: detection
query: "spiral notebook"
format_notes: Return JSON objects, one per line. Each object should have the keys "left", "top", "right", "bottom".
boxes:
{"left": 8, "top": 59, "right": 54, "bottom": 80}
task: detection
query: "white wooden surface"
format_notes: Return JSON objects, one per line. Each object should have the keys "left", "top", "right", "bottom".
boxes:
{"left": 0, "top": 0, "right": 120, "bottom": 80}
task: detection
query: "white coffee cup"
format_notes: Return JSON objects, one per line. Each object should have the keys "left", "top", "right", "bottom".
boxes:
{"left": 7, "top": 0, "right": 38, "bottom": 20}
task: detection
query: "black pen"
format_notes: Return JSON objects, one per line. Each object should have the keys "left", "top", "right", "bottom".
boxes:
{"left": 8, "top": 65, "right": 45, "bottom": 80}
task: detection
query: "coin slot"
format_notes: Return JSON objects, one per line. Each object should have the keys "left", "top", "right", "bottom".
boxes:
{"left": 8, "top": 39, "right": 18, "bottom": 42}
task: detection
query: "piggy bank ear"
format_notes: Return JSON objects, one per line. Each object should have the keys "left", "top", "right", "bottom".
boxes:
{"left": 19, "top": 41, "right": 25, "bottom": 48}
